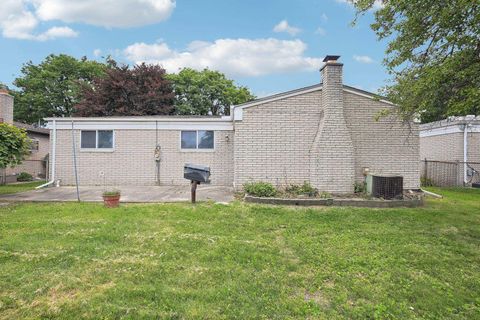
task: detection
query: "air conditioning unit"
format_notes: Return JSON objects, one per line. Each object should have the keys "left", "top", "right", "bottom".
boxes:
{"left": 366, "top": 174, "right": 403, "bottom": 200}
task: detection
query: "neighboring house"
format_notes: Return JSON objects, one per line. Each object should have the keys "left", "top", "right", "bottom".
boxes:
{"left": 0, "top": 89, "right": 50, "bottom": 183}
{"left": 420, "top": 116, "right": 480, "bottom": 185}
{"left": 45, "top": 56, "right": 420, "bottom": 193}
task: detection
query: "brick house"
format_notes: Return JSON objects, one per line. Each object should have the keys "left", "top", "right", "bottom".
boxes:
{"left": 420, "top": 116, "right": 480, "bottom": 185}
{"left": 0, "top": 89, "right": 50, "bottom": 183}
{"left": 44, "top": 56, "right": 420, "bottom": 193}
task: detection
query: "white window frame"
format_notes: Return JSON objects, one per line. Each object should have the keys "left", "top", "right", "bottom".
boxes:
{"left": 80, "top": 130, "right": 115, "bottom": 152}
{"left": 180, "top": 130, "right": 215, "bottom": 152}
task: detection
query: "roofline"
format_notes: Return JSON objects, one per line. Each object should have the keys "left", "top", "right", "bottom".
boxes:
{"left": 13, "top": 122, "right": 50, "bottom": 135}
{"left": 232, "top": 83, "right": 395, "bottom": 111}
{"left": 420, "top": 116, "right": 480, "bottom": 131}
{"left": 342, "top": 85, "right": 395, "bottom": 106}
{"left": 45, "top": 116, "right": 233, "bottom": 122}
{"left": 233, "top": 84, "right": 322, "bottom": 109}
{"left": 43, "top": 84, "right": 395, "bottom": 124}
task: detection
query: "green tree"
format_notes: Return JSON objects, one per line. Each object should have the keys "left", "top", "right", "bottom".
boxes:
{"left": 13, "top": 54, "right": 107, "bottom": 124}
{"left": 0, "top": 123, "right": 30, "bottom": 170}
{"left": 167, "top": 68, "right": 255, "bottom": 116}
{"left": 352, "top": 0, "right": 480, "bottom": 122}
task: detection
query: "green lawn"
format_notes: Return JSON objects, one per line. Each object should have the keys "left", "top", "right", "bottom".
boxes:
{"left": 0, "top": 188, "right": 479, "bottom": 319}
{"left": 0, "top": 181, "right": 45, "bottom": 195}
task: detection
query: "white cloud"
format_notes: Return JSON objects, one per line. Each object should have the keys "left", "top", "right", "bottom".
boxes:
{"left": 315, "top": 27, "right": 327, "bottom": 36}
{"left": 0, "top": 0, "right": 38, "bottom": 40}
{"left": 353, "top": 55, "right": 375, "bottom": 64}
{"left": 321, "top": 13, "right": 328, "bottom": 22}
{"left": 36, "top": 0, "right": 176, "bottom": 28}
{"left": 0, "top": 1, "right": 78, "bottom": 41}
{"left": 124, "top": 38, "right": 323, "bottom": 77}
{"left": 273, "top": 20, "right": 301, "bottom": 36}
{"left": 93, "top": 49, "right": 102, "bottom": 57}
{"left": 0, "top": 0, "right": 175, "bottom": 40}
{"left": 36, "top": 26, "right": 78, "bottom": 41}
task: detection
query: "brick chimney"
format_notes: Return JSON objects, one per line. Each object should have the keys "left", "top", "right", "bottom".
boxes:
{"left": 309, "top": 55, "right": 355, "bottom": 194}
{"left": 0, "top": 88, "right": 14, "bottom": 124}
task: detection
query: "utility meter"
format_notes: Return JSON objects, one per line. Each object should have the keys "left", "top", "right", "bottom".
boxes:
{"left": 154, "top": 145, "right": 161, "bottom": 162}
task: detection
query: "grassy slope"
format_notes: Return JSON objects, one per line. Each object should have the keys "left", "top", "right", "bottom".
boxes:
{"left": 0, "top": 181, "right": 45, "bottom": 195}
{"left": 0, "top": 188, "right": 479, "bottom": 319}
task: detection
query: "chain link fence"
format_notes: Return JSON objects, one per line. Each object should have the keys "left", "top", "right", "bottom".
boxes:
{"left": 421, "top": 159, "right": 480, "bottom": 187}
{"left": 0, "top": 159, "right": 48, "bottom": 185}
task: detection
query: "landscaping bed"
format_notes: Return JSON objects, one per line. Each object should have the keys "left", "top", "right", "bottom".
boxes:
{"left": 243, "top": 181, "right": 424, "bottom": 207}
{"left": 244, "top": 194, "right": 423, "bottom": 207}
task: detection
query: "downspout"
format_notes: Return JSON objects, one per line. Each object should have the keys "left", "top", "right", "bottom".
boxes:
{"left": 463, "top": 123, "right": 469, "bottom": 184}
{"left": 36, "top": 119, "right": 56, "bottom": 189}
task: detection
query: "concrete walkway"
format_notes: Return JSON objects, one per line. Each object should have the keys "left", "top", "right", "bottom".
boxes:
{"left": 0, "top": 185, "right": 234, "bottom": 203}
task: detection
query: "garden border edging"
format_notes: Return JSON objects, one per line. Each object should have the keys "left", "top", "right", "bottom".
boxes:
{"left": 244, "top": 195, "right": 423, "bottom": 208}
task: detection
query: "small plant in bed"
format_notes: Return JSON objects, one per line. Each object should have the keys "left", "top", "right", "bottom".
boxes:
{"left": 17, "top": 172, "right": 33, "bottom": 182}
{"left": 285, "top": 181, "right": 318, "bottom": 197}
{"left": 243, "top": 181, "right": 277, "bottom": 197}
{"left": 102, "top": 189, "right": 121, "bottom": 208}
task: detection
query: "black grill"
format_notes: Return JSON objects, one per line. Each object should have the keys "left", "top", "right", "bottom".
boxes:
{"left": 371, "top": 175, "right": 403, "bottom": 200}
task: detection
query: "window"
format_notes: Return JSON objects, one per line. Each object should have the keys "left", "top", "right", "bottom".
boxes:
{"left": 181, "top": 130, "right": 214, "bottom": 150}
{"left": 29, "top": 139, "right": 39, "bottom": 152}
{"left": 81, "top": 130, "right": 114, "bottom": 149}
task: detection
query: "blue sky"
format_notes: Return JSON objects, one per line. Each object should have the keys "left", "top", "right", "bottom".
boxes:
{"left": 0, "top": 0, "right": 389, "bottom": 97}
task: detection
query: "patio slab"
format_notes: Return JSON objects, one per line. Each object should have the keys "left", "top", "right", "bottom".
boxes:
{"left": 0, "top": 185, "right": 234, "bottom": 203}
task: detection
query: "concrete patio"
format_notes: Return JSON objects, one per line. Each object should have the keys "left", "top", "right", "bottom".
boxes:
{"left": 0, "top": 185, "right": 234, "bottom": 203}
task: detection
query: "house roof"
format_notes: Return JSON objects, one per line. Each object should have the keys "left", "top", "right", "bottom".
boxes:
{"left": 14, "top": 121, "right": 49, "bottom": 135}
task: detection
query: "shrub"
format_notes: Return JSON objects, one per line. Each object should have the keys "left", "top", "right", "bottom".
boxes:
{"left": 319, "top": 191, "right": 332, "bottom": 199}
{"left": 17, "top": 172, "right": 33, "bottom": 182}
{"left": 243, "top": 181, "right": 277, "bottom": 197}
{"left": 354, "top": 181, "right": 366, "bottom": 193}
{"left": 285, "top": 181, "right": 318, "bottom": 197}
{"left": 420, "top": 176, "right": 434, "bottom": 187}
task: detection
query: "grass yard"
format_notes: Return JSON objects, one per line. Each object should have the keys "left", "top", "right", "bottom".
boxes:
{"left": 0, "top": 181, "right": 45, "bottom": 195}
{"left": 0, "top": 188, "right": 479, "bottom": 319}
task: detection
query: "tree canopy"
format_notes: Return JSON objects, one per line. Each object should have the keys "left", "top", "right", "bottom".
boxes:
{"left": 352, "top": 0, "right": 480, "bottom": 122}
{"left": 13, "top": 54, "right": 107, "bottom": 124}
{"left": 11, "top": 54, "right": 256, "bottom": 119}
{"left": 0, "top": 123, "right": 30, "bottom": 169}
{"left": 167, "top": 68, "right": 255, "bottom": 116}
{"left": 75, "top": 63, "right": 175, "bottom": 117}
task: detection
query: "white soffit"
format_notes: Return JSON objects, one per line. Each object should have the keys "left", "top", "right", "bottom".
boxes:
{"left": 47, "top": 120, "right": 233, "bottom": 131}
{"left": 420, "top": 124, "right": 480, "bottom": 137}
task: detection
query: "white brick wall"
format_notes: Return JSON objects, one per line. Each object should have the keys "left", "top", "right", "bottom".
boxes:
{"left": 0, "top": 92, "right": 14, "bottom": 124}
{"left": 420, "top": 132, "right": 480, "bottom": 164}
{"left": 52, "top": 129, "right": 234, "bottom": 186}
{"left": 234, "top": 90, "right": 323, "bottom": 189}
{"left": 6, "top": 132, "right": 49, "bottom": 178}
{"left": 233, "top": 89, "right": 420, "bottom": 191}
{"left": 343, "top": 92, "right": 420, "bottom": 189}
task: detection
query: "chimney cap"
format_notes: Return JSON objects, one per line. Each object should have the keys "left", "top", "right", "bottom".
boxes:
{"left": 323, "top": 55, "right": 341, "bottom": 62}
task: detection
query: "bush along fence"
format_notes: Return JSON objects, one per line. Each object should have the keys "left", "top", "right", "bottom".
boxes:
{"left": 0, "top": 159, "right": 48, "bottom": 185}
{"left": 421, "top": 159, "right": 480, "bottom": 187}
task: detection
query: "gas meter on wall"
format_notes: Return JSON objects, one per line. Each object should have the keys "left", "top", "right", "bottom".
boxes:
{"left": 154, "top": 145, "right": 161, "bottom": 162}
